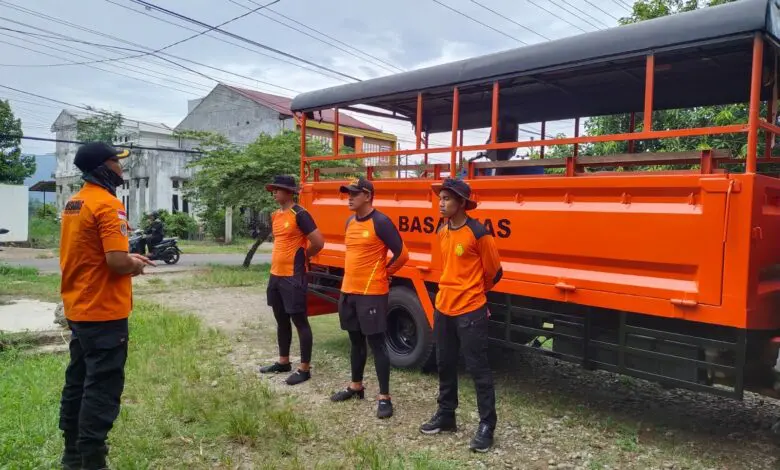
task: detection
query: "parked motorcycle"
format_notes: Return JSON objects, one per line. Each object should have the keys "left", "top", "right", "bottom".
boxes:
{"left": 128, "top": 229, "right": 182, "bottom": 265}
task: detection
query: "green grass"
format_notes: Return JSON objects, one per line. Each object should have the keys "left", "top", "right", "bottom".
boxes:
{"left": 182, "top": 263, "right": 271, "bottom": 288}
{"left": 178, "top": 238, "right": 270, "bottom": 255}
{"left": 28, "top": 215, "right": 60, "bottom": 249}
{"left": 0, "top": 302, "right": 315, "bottom": 468}
{"left": 0, "top": 265, "right": 60, "bottom": 301}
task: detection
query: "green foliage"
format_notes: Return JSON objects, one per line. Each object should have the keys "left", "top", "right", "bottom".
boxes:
{"left": 185, "top": 130, "right": 360, "bottom": 216}
{"left": 140, "top": 209, "right": 198, "bottom": 239}
{"left": 0, "top": 100, "right": 35, "bottom": 184}
{"left": 587, "top": 0, "right": 752, "bottom": 166}
{"left": 76, "top": 107, "right": 123, "bottom": 144}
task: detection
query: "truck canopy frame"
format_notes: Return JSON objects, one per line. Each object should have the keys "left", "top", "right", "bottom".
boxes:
{"left": 291, "top": 0, "right": 780, "bottom": 132}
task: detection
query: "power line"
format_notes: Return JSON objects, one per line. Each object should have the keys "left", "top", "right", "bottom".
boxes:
{"left": 468, "top": 0, "right": 551, "bottom": 41}
{"left": 522, "top": 0, "right": 590, "bottom": 33}
{"left": 0, "top": 18, "right": 302, "bottom": 95}
{"left": 431, "top": 0, "right": 528, "bottom": 44}
{"left": 555, "top": 0, "right": 610, "bottom": 29}
{"left": 127, "top": 0, "right": 361, "bottom": 81}
{"left": 0, "top": 1, "right": 346, "bottom": 86}
{"left": 0, "top": 35, "right": 201, "bottom": 96}
{"left": 0, "top": 134, "right": 203, "bottom": 154}
{"left": 229, "top": 0, "right": 405, "bottom": 74}
{"left": 258, "top": 1, "right": 406, "bottom": 73}
{"left": 578, "top": 0, "right": 622, "bottom": 22}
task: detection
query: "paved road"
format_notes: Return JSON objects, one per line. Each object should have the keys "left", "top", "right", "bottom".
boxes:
{"left": 4, "top": 253, "right": 271, "bottom": 274}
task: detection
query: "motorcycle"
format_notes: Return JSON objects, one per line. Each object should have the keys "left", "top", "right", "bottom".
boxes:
{"left": 129, "top": 229, "right": 182, "bottom": 265}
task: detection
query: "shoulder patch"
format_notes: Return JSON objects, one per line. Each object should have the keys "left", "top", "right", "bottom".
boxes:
{"left": 117, "top": 210, "right": 127, "bottom": 221}
{"left": 64, "top": 200, "right": 83, "bottom": 215}
{"left": 466, "top": 218, "right": 489, "bottom": 240}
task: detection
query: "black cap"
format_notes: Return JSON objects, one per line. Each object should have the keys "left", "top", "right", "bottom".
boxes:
{"left": 265, "top": 175, "right": 300, "bottom": 194}
{"left": 432, "top": 177, "right": 478, "bottom": 211}
{"left": 74, "top": 142, "right": 130, "bottom": 173}
{"left": 339, "top": 176, "right": 374, "bottom": 195}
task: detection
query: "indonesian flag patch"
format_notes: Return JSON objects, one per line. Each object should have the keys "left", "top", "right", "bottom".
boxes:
{"left": 117, "top": 210, "right": 127, "bottom": 221}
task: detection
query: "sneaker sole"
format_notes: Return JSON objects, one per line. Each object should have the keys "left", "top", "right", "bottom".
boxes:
{"left": 470, "top": 447, "right": 490, "bottom": 453}
{"left": 420, "top": 427, "right": 456, "bottom": 435}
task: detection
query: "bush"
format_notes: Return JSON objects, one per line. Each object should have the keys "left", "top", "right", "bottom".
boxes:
{"left": 28, "top": 215, "right": 59, "bottom": 249}
{"left": 201, "top": 206, "right": 248, "bottom": 241}
{"left": 162, "top": 212, "right": 198, "bottom": 239}
{"left": 140, "top": 209, "right": 198, "bottom": 239}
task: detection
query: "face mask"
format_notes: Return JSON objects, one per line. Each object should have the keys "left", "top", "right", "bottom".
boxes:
{"left": 83, "top": 164, "right": 124, "bottom": 195}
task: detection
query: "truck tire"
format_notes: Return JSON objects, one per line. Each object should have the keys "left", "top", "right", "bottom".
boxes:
{"left": 385, "top": 286, "right": 435, "bottom": 370}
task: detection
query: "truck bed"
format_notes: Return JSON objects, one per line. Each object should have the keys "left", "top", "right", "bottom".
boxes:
{"left": 301, "top": 173, "right": 780, "bottom": 331}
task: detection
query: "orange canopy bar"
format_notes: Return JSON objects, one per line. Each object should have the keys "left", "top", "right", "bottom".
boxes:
{"left": 747, "top": 34, "right": 764, "bottom": 173}
{"left": 303, "top": 124, "right": 748, "bottom": 163}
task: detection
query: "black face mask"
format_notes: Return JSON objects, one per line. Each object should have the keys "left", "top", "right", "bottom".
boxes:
{"left": 83, "top": 164, "right": 124, "bottom": 196}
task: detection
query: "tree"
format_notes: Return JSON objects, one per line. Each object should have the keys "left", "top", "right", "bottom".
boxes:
{"left": 0, "top": 100, "right": 35, "bottom": 184}
{"left": 585, "top": 0, "right": 750, "bottom": 164}
{"left": 183, "top": 129, "right": 360, "bottom": 266}
{"left": 76, "top": 107, "right": 123, "bottom": 143}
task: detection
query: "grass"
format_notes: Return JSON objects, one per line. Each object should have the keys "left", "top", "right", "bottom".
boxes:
{"left": 0, "top": 302, "right": 314, "bottom": 468}
{"left": 0, "top": 264, "right": 60, "bottom": 301}
{"left": 178, "top": 238, "right": 270, "bottom": 255}
{"left": 28, "top": 215, "right": 60, "bottom": 249}
{"left": 184, "top": 263, "right": 271, "bottom": 288}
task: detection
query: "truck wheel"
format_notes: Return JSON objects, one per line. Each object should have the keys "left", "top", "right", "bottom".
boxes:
{"left": 386, "top": 286, "right": 435, "bottom": 370}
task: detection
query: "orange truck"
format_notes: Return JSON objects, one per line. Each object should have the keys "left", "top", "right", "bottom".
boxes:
{"left": 290, "top": 0, "right": 780, "bottom": 401}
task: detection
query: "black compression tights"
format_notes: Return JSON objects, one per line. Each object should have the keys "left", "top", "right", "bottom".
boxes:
{"left": 348, "top": 331, "right": 390, "bottom": 395}
{"left": 273, "top": 308, "right": 313, "bottom": 364}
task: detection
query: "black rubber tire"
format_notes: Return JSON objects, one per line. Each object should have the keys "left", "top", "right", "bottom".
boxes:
{"left": 164, "top": 251, "right": 180, "bottom": 265}
{"left": 385, "top": 286, "right": 435, "bottom": 370}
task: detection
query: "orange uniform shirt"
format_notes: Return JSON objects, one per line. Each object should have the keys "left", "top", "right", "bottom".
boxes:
{"left": 435, "top": 218, "right": 503, "bottom": 316}
{"left": 59, "top": 183, "right": 133, "bottom": 322}
{"left": 342, "top": 209, "right": 409, "bottom": 296}
{"left": 270, "top": 204, "right": 317, "bottom": 277}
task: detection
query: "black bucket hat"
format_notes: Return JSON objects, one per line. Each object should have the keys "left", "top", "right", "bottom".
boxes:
{"left": 74, "top": 142, "right": 130, "bottom": 173}
{"left": 339, "top": 176, "right": 374, "bottom": 196}
{"left": 432, "top": 177, "right": 478, "bottom": 211}
{"left": 265, "top": 175, "right": 300, "bottom": 194}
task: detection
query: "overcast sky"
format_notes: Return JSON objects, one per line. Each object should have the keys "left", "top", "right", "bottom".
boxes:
{"left": 0, "top": 0, "right": 633, "bottom": 157}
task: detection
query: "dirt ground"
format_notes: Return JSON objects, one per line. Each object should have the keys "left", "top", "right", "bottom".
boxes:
{"left": 140, "top": 276, "right": 780, "bottom": 470}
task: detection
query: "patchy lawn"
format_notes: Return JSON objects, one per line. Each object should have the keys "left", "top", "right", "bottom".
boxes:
{"left": 0, "top": 264, "right": 60, "bottom": 301}
{"left": 178, "top": 238, "right": 272, "bottom": 255}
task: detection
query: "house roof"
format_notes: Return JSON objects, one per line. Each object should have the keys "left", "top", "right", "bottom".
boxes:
{"left": 224, "top": 85, "right": 380, "bottom": 132}
{"left": 290, "top": 0, "right": 779, "bottom": 132}
{"left": 51, "top": 110, "right": 174, "bottom": 135}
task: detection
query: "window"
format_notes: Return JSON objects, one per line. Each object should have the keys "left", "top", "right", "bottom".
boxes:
{"left": 172, "top": 180, "right": 179, "bottom": 189}
{"left": 343, "top": 136, "right": 356, "bottom": 150}
{"left": 183, "top": 198, "right": 189, "bottom": 214}
{"left": 172, "top": 195, "right": 179, "bottom": 213}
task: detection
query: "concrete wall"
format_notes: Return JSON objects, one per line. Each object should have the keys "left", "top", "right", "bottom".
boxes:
{"left": 175, "top": 84, "right": 290, "bottom": 146}
{"left": 0, "top": 184, "right": 29, "bottom": 242}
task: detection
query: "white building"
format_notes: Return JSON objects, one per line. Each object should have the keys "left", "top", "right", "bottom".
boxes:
{"left": 51, "top": 110, "right": 193, "bottom": 226}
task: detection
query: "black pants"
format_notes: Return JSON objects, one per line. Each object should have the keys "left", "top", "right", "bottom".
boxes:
{"left": 267, "top": 274, "right": 312, "bottom": 363}
{"left": 435, "top": 306, "right": 497, "bottom": 429}
{"left": 59, "top": 319, "right": 129, "bottom": 455}
{"left": 349, "top": 331, "right": 391, "bottom": 395}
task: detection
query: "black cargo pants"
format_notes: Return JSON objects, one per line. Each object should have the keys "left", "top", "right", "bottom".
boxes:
{"left": 435, "top": 306, "right": 497, "bottom": 429}
{"left": 59, "top": 318, "right": 129, "bottom": 455}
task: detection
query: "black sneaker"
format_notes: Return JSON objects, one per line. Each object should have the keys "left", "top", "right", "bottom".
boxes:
{"left": 259, "top": 362, "right": 292, "bottom": 374}
{"left": 377, "top": 399, "right": 393, "bottom": 419}
{"left": 330, "top": 386, "right": 365, "bottom": 402}
{"left": 419, "top": 410, "right": 457, "bottom": 434}
{"left": 285, "top": 369, "right": 311, "bottom": 385}
{"left": 469, "top": 423, "right": 494, "bottom": 453}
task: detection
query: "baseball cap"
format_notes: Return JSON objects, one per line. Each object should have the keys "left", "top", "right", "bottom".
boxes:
{"left": 432, "top": 177, "right": 478, "bottom": 211}
{"left": 339, "top": 176, "right": 374, "bottom": 195}
{"left": 265, "top": 175, "right": 300, "bottom": 194}
{"left": 74, "top": 142, "right": 130, "bottom": 173}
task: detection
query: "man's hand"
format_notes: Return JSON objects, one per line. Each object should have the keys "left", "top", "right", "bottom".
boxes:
{"left": 129, "top": 253, "right": 155, "bottom": 276}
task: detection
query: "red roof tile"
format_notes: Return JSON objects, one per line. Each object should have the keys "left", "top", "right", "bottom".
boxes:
{"left": 224, "top": 85, "right": 380, "bottom": 132}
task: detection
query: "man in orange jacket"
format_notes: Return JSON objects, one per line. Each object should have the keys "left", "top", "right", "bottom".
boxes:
{"left": 419, "top": 177, "right": 503, "bottom": 452}
{"left": 330, "top": 177, "right": 409, "bottom": 419}
{"left": 58, "top": 142, "right": 153, "bottom": 469}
